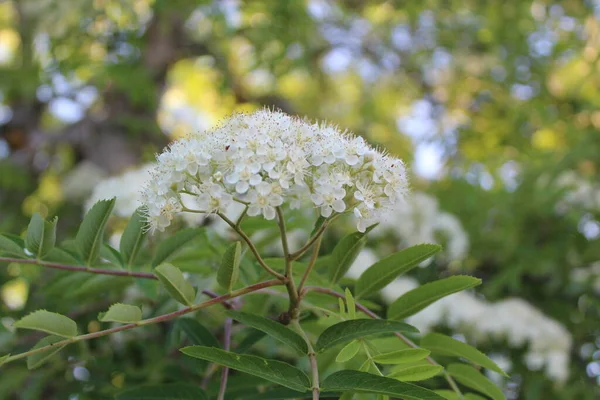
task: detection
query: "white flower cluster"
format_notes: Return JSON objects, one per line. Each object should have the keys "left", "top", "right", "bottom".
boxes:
{"left": 372, "top": 192, "right": 469, "bottom": 264}
{"left": 141, "top": 110, "right": 409, "bottom": 233}
{"left": 554, "top": 171, "right": 600, "bottom": 211}
{"left": 347, "top": 249, "right": 572, "bottom": 383}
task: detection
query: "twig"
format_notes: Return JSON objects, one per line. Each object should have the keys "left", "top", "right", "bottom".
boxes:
{"left": 0, "top": 257, "right": 157, "bottom": 279}
{"left": 217, "top": 212, "right": 286, "bottom": 281}
{"left": 296, "top": 233, "right": 323, "bottom": 295}
{"left": 303, "top": 286, "right": 464, "bottom": 399}
{"left": 289, "top": 220, "right": 330, "bottom": 261}
{"left": 276, "top": 207, "right": 300, "bottom": 319}
{"left": 3, "top": 279, "right": 283, "bottom": 366}
{"left": 291, "top": 320, "right": 319, "bottom": 400}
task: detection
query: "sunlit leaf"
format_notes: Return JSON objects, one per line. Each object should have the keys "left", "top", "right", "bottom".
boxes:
{"left": 120, "top": 208, "right": 148, "bottom": 267}
{"left": 372, "top": 348, "right": 431, "bottom": 365}
{"left": 76, "top": 198, "right": 115, "bottom": 265}
{"left": 217, "top": 241, "right": 242, "bottom": 292}
{"left": 154, "top": 263, "right": 196, "bottom": 306}
{"left": 335, "top": 340, "right": 362, "bottom": 363}
{"left": 387, "top": 365, "right": 444, "bottom": 382}
{"left": 25, "top": 213, "right": 58, "bottom": 258}
{"left": 13, "top": 310, "right": 77, "bottom": 337}
{"left": 98, "top": 303, "right": 142, "bottom": 323}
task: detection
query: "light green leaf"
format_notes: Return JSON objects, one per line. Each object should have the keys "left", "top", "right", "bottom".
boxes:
{"left": 154, "top": 263, "right": 196, "bottom": 306}
{"left": 176, "top": 319, "right": 220, "bottom": 348}
{"left": 388, "top": 365, "right": 444, "bottom": 382}
{"left": 322, "top": 370, "right": 445, "bottom": 399}
{"left": 115, "top": 384, "right": 208, "bottom": 400}
{"left": 26, "top": 335, "right": 67, "bottom": 370}
{"left": 120, "top": 208, "right": 148, "bottom": 267}
{"left": 226, "top": 310, "right": 308, "bottom": 355}
{"left": 372, "top": 348, "right": 431, "bottom": 365}
{"left": 25, "top": 213, "right": 58, "bottom": 258}
{"left": 98, "top": 303, "right": 142, "bottom": 323}
{"left": 315, "top": 319, "right": 418, "bottom": 353}
{"left": 217, "top": 241, "right": 242, "bottom": 292}
{"left": 435, "top": 392, "right": 487, "bottom": 400}
{"left": 180, "top": 346, "right": 310, "bottom": 392}
{"left": 345, "top": 288, "right": 356, "bottom": 319}
{"left": 447, "top": 364, "right": 505, "bottom": 400}
{"left": 328, "top": 230, "right": 367, "bottom": 284}
{"left": 13, "top": 310, "right": 77, "bottom": 337}
{"left": 336, "top": 340, "right": 362, "bottom": 363}
{"left": 0, "top": 234, "right": 25, "bottom": 257}
{"left": 355, "top": 244, "right": 441, "bottom": 298}
{"left": 76, "top": 198, "right": 115, "bottom": 265}
{"left": 338, "top": 298, "right": 346, "bottom": 317}
{"left": 421, "top": 333, "right": 507, "bottom": 376}
{"left": 388, "top": 276, "right": 481, "bottom": 321}
{"left": 151, "top": 228, "right": 202, "bottom": 267}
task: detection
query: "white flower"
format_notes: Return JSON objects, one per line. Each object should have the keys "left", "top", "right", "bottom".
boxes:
{"left": 141, "top": 110, "right": 409, "bottom": 232}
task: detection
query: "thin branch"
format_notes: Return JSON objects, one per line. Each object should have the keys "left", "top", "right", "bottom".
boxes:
{"left": 0, "top": 257, "right": 157, "bottom": 279}
{"left": 217, "top": 318, "right": 233, "bottom": 400}
{"left": 276, "top": 207, "right": 300, "bottom": 318}
{"left": 217, "top": 212, "right": 286, "bottom": 281}
{"left": 296, "top": 233, "right": 323, "bottom": 295}
{"left": 4, "top": 279, "right": 283, "bottom": 366}
{"left": 291, "top": 320, "right": 320, "bottom": 400}
{"left": 289, "top": 213, "right": 340, "bottom": 261}
{"left": 304, "top": 286, "right": 464, "bottom": 399}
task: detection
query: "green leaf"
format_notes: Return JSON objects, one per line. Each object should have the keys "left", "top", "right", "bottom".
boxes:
{"left": 310, "top": 215, "right": 327, "bottom": 237}
{"left": 151, "top": 228, "right": 202, "bottom": 267}
{"left": 226, "top": 310, "right": 308, "bottom": 355}
{"left": 372, "top": 348, "right": 431, "bottom": 365}
{"left": 26, "top": 335, "right": 67, "bottom": 370}
{"left": 98, "top": 303, "right": 142, "bottom": 323}
{"left": 328, "top": 230, "right": 367, "bottom": 284}
{"left": 421, "top": 333, "right": 507, "bottom": 376}
{"left": 76, "top": 198, "right": 115, "bottom": 265}
{"left": 345, "top": 288, "right": 356, "bottom": 319}
{"left": 388, "top": 365, "right": 444, "bottom": 382}
{"left": 120, "top": 208, "right": 148, "bottom": 267}
{"left": 217, "top": 241, "right": 242, "bottom": 292}
{"left": 115, "top": 384, "right": 208, "bottom": 400}
{"left": 355, "top": 244, "right": 441, "bottom": 298}
{"left": 25, "top": 213, "right": 57, "bottom": 258}
{"left": 388, "top": 276, "right": 481, "bottom": 321}
{"left": 335, "top": 340, "right": 362, "bottom": 363}
{"left": 100, "top": 244, "right": 124, "bottom": 267}
{"left": 180, "top": 346, "right": 310, "bottom": 392}
{"left": 0, "top": 354, "right": 10, "bottom": 367}
{"left": 0, "top": 234, "right": 25, "bottom": 257}
{"left": 322, "top": 370, "right": 445, "bottom": 400}
{"left": 176, "top": 318, "right": 220, "bottom": 348}
{"left": 447, "top": 364, "right": 504, "bottom": 400}
{"left": 13, "top": 310, "right": 77, "bottom": 337}
{"left": 315, "top": 319, "right": 418, "bottom": 353}
{"left": 154, "top": 263, "right": 196, "bottom": 306}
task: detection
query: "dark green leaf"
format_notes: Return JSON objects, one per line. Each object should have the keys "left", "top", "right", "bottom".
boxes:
{"left": 13, "top": 310, "right": 77, "bottom": 337}
{"left": 421, "top": 333, "right": 507, "bottom": 376}
{"left": 115, "top": 384, "right": 208, "bottom": 400}
{"left": 321, "top": 370, "right": 445, "bottom": 399}
{"left": 328, "top": 230, "right": 367, "bottom": 284}
{"left": 76, "top": 198, "right": 115, "bottom": 265}
{"left": 101, "top": 244, "right": 124, "bottom": 267}
{"left": 447, "top": 364, "right": 504, "bottom": 400}
{"left": 372, "top": 348, "right": 431, "bottom": 365}
{"left": 355, "top": 244, "right": 441, "bottom": 298}
{"left": 120, "top": 208, "right": 148, "bottom": 267}
{"left": 180, "top": 346, "right": 310, "bottom": 392}
{"left": 217, "top": 241, "right": 242, "bottom": 292}
{"left": 388, "top": 365, "right": 444, "bottom": 382}
{"left": 98, "top": 304, "right": 142, "bottom": 323}
{"left": 388, "top": 276, "right": 481, "bottom": 321}
{"left": 177, "top": 319, "right": 220, "bottom": 348}
{"left": 154, "top": 263, "right": 196, "bottom": 306}
{"left": 0, "top": 234, "right": 25, "bottom": 257}
{"left": 315, "top": 319, "right": 418, "bottom": 352}
{"left": 26, "top": 335, "right": 67, "bottom": 370}
{"left": 227, "top": 310, "right": 308, "bottom": 355}
{"left": 151, "top": 228, "right": 202, "bottom": 267}
{"left": 234, "top": 328, "right": 267, "bottom": 354}
{"left": 25, "top": 213, "right": 57, "bottom": 258}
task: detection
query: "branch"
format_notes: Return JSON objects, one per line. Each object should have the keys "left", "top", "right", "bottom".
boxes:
{"left": 0, "top": 257, "right": 157, "bottom": 279}
{"left": 276, "top": 207, "right": 300, "bottom": 319}
{"left": 217, "top": 212, "right": 286, "bottom": 281}
{"left": 296, "top": 233, "right": 323, "bottom": 295}
{"left": 303, "top": 286, "right": 464, "bottom": 399}
{"left": 289, "top": 214, "right": 339, "bottom": 261}
{"left": 3, "top": 279, "right": 283, "bottom": 366}
{"left": 291, "top": 320, "right": 320, "bottom": 400}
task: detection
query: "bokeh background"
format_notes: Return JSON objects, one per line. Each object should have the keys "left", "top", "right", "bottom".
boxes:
{"left": 0, "top": 0, "right": 599, "bottom": 399}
